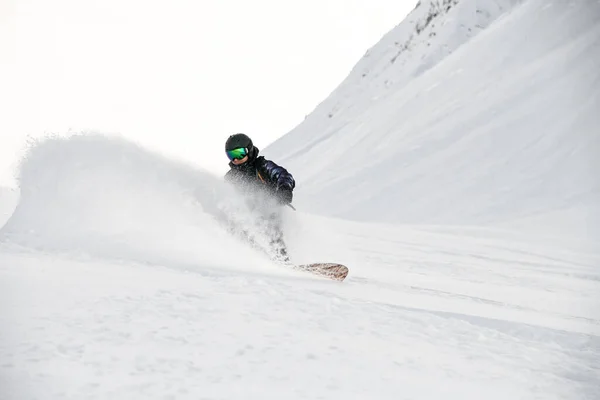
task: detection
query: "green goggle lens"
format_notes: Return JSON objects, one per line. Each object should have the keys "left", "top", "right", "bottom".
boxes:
{"left": 226, "top": 147, "right": 248, "bottom": 161}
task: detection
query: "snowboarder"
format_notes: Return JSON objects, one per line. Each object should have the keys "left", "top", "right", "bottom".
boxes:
{"left": 224, "top": 133, "right": 295, "bottom": 263}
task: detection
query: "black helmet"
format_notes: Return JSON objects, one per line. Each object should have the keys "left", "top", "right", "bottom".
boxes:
{"left": 225, "top": 133, "right": 253, "bottom": 152}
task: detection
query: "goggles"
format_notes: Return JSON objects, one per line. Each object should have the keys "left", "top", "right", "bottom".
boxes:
{"left": 226, "top": 147, "right": 249, "bottom": 161}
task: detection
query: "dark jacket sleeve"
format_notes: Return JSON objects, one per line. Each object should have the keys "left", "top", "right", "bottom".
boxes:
{"left": 259, "top": 159, "right": 295, "bottom": 192}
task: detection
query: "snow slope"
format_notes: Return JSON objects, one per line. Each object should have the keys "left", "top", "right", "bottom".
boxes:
{"left": 266, "top": 0, "right": 600, "bottom": 239}
{"left": 1, "top": 0, "right": 600, "bottom": 399}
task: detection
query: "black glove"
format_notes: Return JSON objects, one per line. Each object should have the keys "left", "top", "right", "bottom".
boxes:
{"left": 275, "top": 187, "right": 293, "bottom": 204}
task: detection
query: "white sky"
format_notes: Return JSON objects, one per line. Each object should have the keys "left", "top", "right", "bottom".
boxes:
{"left": 0, "top": 0, "right": 417, "bottom": 186}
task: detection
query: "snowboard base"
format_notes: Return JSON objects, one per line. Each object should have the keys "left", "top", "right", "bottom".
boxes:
{"left": 293, "top": 263, "right": 349, "bottom": 281}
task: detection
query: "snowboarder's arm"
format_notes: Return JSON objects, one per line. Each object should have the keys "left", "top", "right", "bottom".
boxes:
{"left": 261, "top": 160, "right": 295, "bottom": 191}
{"left": 259, "top": 159, "right": 295, "bottom": 204}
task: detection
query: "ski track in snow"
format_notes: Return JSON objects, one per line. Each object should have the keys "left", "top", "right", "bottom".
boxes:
{"left": 2, "top": 0, "right": 600, "bottom": 398}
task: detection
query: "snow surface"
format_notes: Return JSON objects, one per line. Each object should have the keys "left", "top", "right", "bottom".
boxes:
{"left": 1, "top": 0, "right": 599, "bottom": 399}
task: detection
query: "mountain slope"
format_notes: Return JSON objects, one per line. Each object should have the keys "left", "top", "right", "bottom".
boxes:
{"left": 285, "top": 0, "right": 524, "bottom": 138}
{"left": 265, "top": 0, "right": 600, "bottom": 238}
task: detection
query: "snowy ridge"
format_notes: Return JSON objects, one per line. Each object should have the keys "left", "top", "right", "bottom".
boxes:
{"left": 266, "top": 0, "right": 600, "bottom": 239}
{"left": 275, "top": 0, "right": 523, "bottom": 145}
{"left": 343, "top": 0, "right": 523, "bottom": 95}
{"left": 356, "top": 0, "right": 523, "bottom": 81}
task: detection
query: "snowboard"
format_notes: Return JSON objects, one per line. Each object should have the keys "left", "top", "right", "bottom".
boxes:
{"left": 293, "top": 263, "right": 349, "bottom": 281}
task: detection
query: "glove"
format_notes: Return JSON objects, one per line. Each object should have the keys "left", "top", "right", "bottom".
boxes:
{"left": 275, "top": 187, "right": 293, "bottom": 204}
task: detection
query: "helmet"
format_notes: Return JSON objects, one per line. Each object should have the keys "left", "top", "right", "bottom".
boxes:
{"left": 225, "top": 133, "right": 253, "bottom": 152}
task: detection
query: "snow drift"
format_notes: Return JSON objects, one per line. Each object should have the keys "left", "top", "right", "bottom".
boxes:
{"left": 266, "top": 0, "right": 600, "bottom": 238}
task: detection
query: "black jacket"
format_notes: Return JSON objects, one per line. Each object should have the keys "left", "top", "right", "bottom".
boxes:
{"left": 224, "top": 147, "right": 295, "bottom": 203}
